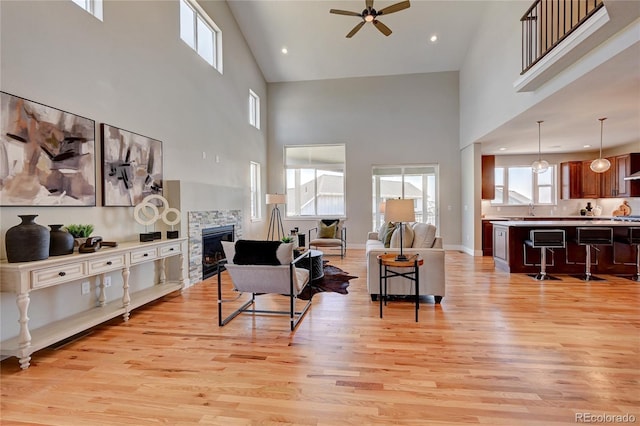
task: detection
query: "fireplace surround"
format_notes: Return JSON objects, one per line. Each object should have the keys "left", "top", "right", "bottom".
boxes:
{"left": 188, "top": 210, "right": 242, "bottom": 285}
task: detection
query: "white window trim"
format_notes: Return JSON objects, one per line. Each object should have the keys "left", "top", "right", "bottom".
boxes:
{"left": 71, "top": 0, "right": 103, "bottom": 21}
{"left": 284, "top": 144, "right": 346, "bottom": 219}
{"left": 249, "top": 90, "right": 260, "bottom": 129}
{"left": 250, "top": 161, "right": 262, "bottom": 221}
{"left": 180, "top": 0, "right": 223, "bottom": 73}
{"left": 491, "top": 164, "right": 557, "bottom": 206}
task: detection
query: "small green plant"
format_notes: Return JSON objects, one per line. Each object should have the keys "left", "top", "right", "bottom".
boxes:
{"left": 65, "top": 224, "right": 94, "bottom": 238}
{"left": 281, "top": 236, "right": 294, "bottom": 243}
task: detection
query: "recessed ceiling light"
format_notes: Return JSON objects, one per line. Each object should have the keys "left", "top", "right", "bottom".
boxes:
{"left": 583, "top": 144, "right": 592, "bottom": 148}
{"left": 499, "top": 147, "right": 507, "bottom": 151}
{"left": 281, "top": 47, "right": 288, "bottom": 54}
{"left": 430, "top": 35, "right": 438, "bottom": 43}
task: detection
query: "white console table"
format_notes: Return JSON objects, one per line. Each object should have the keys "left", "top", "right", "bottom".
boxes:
{"left": 0, "top": 237, "right": 187, "bottom": 369}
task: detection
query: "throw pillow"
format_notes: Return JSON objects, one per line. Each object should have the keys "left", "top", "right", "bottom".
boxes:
{"left": 318, "top": 220, "right": 338, "bottom": 238}
{"left": 411, "top": 223, "right": 437, "bottom": 248}
{"left": 276, "top": 242, "right": 294, "bottom": 264}
{"left": 233, "top": 240, "right": 282, "bottom": 265}
{"left": 378, "top": 222, "right": 389, "bottom": 242}
{"left": 221, "top": 241, "right": 235, "bottom": 264}
{"left": 390, "top": 224, "right": 415, "bottom": 248}
{"left": 383, "top": 222, "right": 398, "bottom": 248}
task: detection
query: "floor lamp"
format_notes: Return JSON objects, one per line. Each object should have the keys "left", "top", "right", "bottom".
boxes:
{"left": 266, "top": 193, "right": 286, "bottom": 241}
{"left": 385, "top": 198, "right": 416, "bottom": 261}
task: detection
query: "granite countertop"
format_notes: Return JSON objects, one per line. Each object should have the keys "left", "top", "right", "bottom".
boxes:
{"left": 483, "top": 215, "right": 616, "bottom": 220}
{"left": 490, "top": 219, "right": 637, "bottom": 227}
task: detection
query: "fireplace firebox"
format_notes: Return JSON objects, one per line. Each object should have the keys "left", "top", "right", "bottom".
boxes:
{"left": 202, "top": 225, "right": 234, "bottom": 280}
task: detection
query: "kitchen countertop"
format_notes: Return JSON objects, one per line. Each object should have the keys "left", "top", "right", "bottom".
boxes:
{"left": 483, "top": 215, "right": 617, "bottom": 220}
{"left": 490, "top": 219, "right": 637, "bottom": 227}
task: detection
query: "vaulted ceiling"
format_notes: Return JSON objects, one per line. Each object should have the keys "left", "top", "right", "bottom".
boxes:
{"left": 227, "top": 0, "right": 640, "bottom": 155}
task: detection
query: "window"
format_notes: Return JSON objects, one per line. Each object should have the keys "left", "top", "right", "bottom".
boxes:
{"left": 285, "top": 145, "right": 345, "bottom": 217}
{"left": 71, "top": 0, "right": 103, "bottom": 20}
{"left": 491, "top": 165, "right": 556, "bottom": 205}
{"left": 250, "top": 162, "right": 261, "bottom": 221}
{"left": 249, "top": 90, "right": 260, "bottom": 129}
{"left": 180, "top": 0, "right": 222, "bottom": 72}
{"left": 372, "top": 165, "right": 439, "bottom": 231}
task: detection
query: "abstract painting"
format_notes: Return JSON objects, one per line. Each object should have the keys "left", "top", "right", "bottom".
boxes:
{"left": 0, "top": 92, "right": 96, "bottom": 206}
{"left": 101, "top": 124, "right": 163, "bottom": 206}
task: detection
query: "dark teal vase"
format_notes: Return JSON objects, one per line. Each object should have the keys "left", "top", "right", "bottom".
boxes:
{"left": 5, "top": 215, "right": 50, "bottom": 263}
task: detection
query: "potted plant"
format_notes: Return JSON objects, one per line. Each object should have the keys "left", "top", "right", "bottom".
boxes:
{"left": 281, "top": 236, "right": 294, "bottom": 243}
{"left": 65, "top": 224, "right": 94, "bottom": 248}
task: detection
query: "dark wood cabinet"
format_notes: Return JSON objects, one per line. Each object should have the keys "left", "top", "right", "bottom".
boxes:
{"left": 482, "top": 220, "right": 493, "bottom": 256}
{"left": 481, "top": 155, "right": 495, "bottom": 200}
{"left": 581, "top": 160, "right": 600, "bottom": 199}
{"left": 561, "top": 161, "right": 582, "bottom": 199}
{"left": 596, "top": 153, "right": 639, "bottom": 198}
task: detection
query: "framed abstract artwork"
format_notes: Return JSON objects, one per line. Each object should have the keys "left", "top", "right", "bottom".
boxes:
{"left": 0, "top": 92, "right": 96, "bottom": 206}
{"left": 100, "top": 124, "right": 163, "bottom": 206}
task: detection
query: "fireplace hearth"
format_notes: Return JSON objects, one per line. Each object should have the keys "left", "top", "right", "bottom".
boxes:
{"left": 202, "top": 225, "right": 234, "bottom": 280}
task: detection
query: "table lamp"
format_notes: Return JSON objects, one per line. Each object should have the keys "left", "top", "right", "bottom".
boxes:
{"left": 384, "top": 198, "right": 415, "bottom": 261}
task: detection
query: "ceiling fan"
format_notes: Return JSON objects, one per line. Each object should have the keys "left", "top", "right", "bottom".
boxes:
{"left": 330, "top": 0, "right": 411, "bottom": 38}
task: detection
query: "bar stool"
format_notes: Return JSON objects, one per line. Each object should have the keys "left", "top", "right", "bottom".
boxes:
{"left": 617, "top": 227, "right": 640, "bottom": 282}
{"left": 524, "top": 229, "right": 566, "bottom": 281}
{"left": 571, "top": 227, "right": 613, "bottom": 281}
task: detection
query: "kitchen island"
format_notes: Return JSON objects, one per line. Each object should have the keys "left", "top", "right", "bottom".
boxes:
{"left": 492, "top": 219, "right": 638, "bottom": 276}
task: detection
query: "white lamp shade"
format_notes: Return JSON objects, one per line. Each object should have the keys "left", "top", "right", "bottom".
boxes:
{"left": 265, "top": 193, "right": 286, "bottom": 204}
{"left": 590, "top": 157, "right": 611, "bottom": 173}
{"left": 384, "top": 199, "right": 415, "bottom": 223}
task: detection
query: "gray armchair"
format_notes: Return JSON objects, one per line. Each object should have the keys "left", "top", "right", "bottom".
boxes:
{"left": 308, "top": 219, "right": 346, "bottom": 258}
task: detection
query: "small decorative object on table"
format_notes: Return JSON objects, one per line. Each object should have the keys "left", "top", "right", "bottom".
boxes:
{"left": 49, "top": 224, "right": 74, "bottom": 256}
{"left": 65, "top": 224, "right": 94, "bottom": 250}
{"left": 5, "top": 215, "right": 50, "bottom": 263}
{"left": 133, "top": 194, "right": 181, "bottom": 241}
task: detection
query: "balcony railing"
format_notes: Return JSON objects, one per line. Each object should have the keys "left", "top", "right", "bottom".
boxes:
{"left": 521, "top": 0, "right": 604, "bottom": 74}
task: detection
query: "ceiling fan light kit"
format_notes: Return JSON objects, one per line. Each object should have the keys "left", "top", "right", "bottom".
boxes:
{"left": 590, "top": 117, "right": 611, "bottom": 173}
{"left": 330, "top": 0, "right": 411, "bottom": 38}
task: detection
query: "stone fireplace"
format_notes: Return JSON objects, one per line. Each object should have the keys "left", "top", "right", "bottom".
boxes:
{"left": 188, "top": 210, "right": 242, "bottom": 284}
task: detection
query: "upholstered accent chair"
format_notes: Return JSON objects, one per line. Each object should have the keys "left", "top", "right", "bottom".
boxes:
{"left": 308, "top": 219, "right": 347, "bottom": 258}
{"left": 217, "top": 240, "right": 313, "bottom": 331}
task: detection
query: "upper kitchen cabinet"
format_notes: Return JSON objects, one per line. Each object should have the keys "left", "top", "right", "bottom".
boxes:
{"left": 581, "top": 160, "right": 601, "bottom": 199}
{"left": 482, "top": 155, "right": 495, "bottom": 200}
{"left": 560, "top": 160, "right": 600, "bottom": 199}
{"left": 601, "top": 153, "right": 640, "bottom": 198}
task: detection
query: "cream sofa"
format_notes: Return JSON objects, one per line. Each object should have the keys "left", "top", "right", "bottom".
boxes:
{"left": 366, "top": 223, "right": 445, "bottom": 303}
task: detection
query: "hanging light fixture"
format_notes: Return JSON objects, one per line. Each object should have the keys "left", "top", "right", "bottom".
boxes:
{"left": 531, "top": 120, "right": 549, "bottom": 174}
{"left": 590, "top": 117, "right": 611, "bottom": 173}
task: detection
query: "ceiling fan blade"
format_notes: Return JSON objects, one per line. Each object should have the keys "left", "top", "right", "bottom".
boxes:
{"left": 330, "top": 9, "right": 362, "bottom": 17}
{"left": 378, "top": 0, "right": 410, "bottom": 15}
{"left": 346, "top": 21, "right": 366, "bottom": 38}
{"left": 373, "top": 19, "right": 392, "bottom": 36}
{"left": 366, "top": 0, "right": 374, "bottom": 9}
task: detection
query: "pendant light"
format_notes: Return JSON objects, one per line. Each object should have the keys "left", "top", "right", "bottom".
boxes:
{"left": 531, "top": 120, "right": 549, "bottom": 174}
{"left": 590, "top": 117, "right": 611, "bottom": 173}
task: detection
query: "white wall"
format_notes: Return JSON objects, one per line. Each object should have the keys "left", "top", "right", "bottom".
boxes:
{"left": 267, "top": 72, "right": 461, "bottom": 248}
{"left": 461, "top": 143, "right": 482, "bottom": 255}
{"left": 0, "top": 0, "right": 267, "bottom": 340}
{"left": 459, "top": 1, "right": 640, "bottom": 150}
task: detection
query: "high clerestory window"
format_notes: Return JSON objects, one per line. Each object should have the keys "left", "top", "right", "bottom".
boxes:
{"left": 180, "top": 0, "right": 223, "bottom": 73}
{"left": 71, "top": 0, "right": 103, "bottom": 21}
{"left": 249, "top": 90, "right": 260, "bottom": 129}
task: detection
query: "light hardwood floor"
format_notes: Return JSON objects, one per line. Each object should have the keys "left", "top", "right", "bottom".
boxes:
{"left": 1, "top": 249, "right": 639, "bottom": 425}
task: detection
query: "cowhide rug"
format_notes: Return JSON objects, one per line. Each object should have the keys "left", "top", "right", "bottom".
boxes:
{"left": 297, "top": 263, "right": 357, "bottom": 300}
